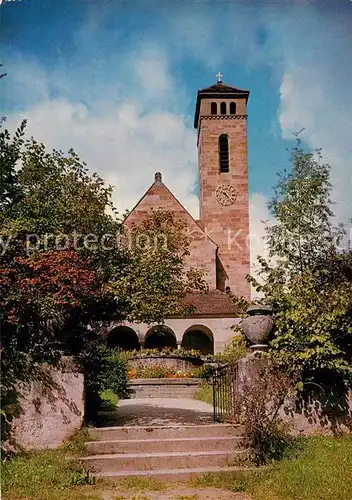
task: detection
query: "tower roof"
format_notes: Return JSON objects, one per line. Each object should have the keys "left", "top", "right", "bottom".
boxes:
{"left": 198, "top": 81, "right": 249, "bottom": 94}
{"left": 194, "top": 80, "right": 250, "bottom": 128}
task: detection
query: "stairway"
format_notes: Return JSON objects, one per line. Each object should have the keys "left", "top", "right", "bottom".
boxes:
{"left": 80, "top": 423, "right": 249, "bottom": 482}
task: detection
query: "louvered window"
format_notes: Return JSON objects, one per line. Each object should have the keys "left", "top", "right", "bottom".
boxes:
{"left": 219, "top": 134, "right": 229, "bottom": 173}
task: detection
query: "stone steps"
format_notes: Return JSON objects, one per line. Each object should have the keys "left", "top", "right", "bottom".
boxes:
{"left": 95, "top": 465, "right": 255, "bottom": 483}
{"left": 129, "top": 379, "right": 201, "bottom": 399}
{"left": 80, "top": 449, "right": 248, "bottom": 472}
{"left": 85, "top": 436, "right": 243, "bottom": 454}
{"left": 82, "top": 423, "right": 249, "bottom": 481}
{"left": 88, "top": 423, "right": 243, "bottom": 441}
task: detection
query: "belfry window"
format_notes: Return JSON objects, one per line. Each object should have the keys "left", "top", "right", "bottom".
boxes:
{"left": 230, "top": 102, "right": 236, "bottom": 114}
{"left": 220, "top": 102, "right": 227, "bottom": 115}
{"left": 211, "top": 102, "right": 217, "bottom": 115}
{"left": 219, "top": 134, "right": 229, "bottom": 173}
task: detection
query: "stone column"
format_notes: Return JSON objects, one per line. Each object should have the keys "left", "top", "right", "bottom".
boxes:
{"left": 177, "top": 340, "right": 182, "bottom": 350}
{"left": 236, "top": 352, "right": 268, "bottom": 393}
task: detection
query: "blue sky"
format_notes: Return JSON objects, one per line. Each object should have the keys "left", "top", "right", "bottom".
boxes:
{"left": 1, "top": 0, "right": 351, "bottom": 259}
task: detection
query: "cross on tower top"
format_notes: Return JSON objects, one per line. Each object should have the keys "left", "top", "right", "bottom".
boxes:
{"left": 216, "top": 71, "right": 223, "bottom": 83}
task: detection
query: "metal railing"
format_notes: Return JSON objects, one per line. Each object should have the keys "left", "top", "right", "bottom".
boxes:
{"left": 212, "top": 363, "right": 239, "bottom": 423}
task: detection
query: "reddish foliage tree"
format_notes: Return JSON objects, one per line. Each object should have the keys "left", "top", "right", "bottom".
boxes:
{"left": 0, "top": 249, "right": 102, "bottom": 327}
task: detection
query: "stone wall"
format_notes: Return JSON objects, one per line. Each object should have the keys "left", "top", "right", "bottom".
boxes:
{"left": 129, "top": 378, "right": 201, "bottom": 399}
{"left": 282, "top": 391, "right": 352, "bottom": 436}
{"left": 236, "top": 353, "right": 352, "bottom": 436}
{"left": 7, "top": 359, "right": 85, "bottom": 451}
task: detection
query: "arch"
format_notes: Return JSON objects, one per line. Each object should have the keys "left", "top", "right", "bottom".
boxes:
{"left": 107, "top": 326, "right": 140, "bottom": 351}
{"left": 144, "top": 325, "right": 177, "bottom": 350}
{"left": 220, "top": 102, "right": 227, "bottom": 115}
{"left": 211, "top": 102, "right": 217, "bottom": 115}
{"left": 229, "top": 102, "right": 236, "bottom": 115}
{"left": 219, "top": 134, "right": 229, "bottom": 173}
{"left": 182, "top": 325, "right": 214, "bottom": 355}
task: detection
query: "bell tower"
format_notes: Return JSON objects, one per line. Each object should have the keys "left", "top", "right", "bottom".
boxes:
{"left": 194, "top": 74, "right": 250, "bottom": 298}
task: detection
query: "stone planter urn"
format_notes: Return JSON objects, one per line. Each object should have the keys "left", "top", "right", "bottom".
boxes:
{"left": 240, "top": 305, "right": 274, "bottom": 352}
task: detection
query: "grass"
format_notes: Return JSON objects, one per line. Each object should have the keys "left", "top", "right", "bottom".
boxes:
{"left": 100, "top": 389, "right": 119, "bottom": 410}
{"left": 1, "top": 448, "right": 94, "bottom": 500}
{"left": 116, "top": 477, "right": 168, "bottom": 491}
{"left": 193, "top": 382, "right": 213, "bottom": 405}
{"left": 190, "top": 435, "right": 352, "bottom": 499}
{"left": 2, "top": 434, "right": 351, "bottom": 499}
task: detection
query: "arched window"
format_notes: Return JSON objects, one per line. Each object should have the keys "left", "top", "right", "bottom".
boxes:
{"left": 107, "top": 326, "right": 140, "bottom": 351}
{"left": 211, "top": 102, "right": 217, "bottom": 115}
{"left": 144, "top": 325, "right": 177, "bottom": 351}
{"left": 229, "top": 102, "right": 236, "bottom": 114}
{"left": 182, "top": 326, "right": 214, "bottom": 355}
{"left": 219, "top": 134, "right": 229, "bottom": 173}
{"left": 220, "top": 102, "right": 227, "bottom": 115}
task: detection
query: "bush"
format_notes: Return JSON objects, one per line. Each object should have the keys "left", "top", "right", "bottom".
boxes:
{"left": 214, "top": 335, "right": 249, "bottom": 365}
{"left": 237, "top": 362, "right": 297, "bottom": 465}
{"left": 192, "top": 364, "right": 214, "bottom": 381}
{"left": 97, "top": 348, "right": 129, "bottom": 398}
{"left": 75, "top": 339, "right": 129, "bottom": 422}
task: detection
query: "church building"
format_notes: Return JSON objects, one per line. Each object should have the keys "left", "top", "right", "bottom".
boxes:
{"left": 106, "top": 76, "right": 250, "bottom": 354}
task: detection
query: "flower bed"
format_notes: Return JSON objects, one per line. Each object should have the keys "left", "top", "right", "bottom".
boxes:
{"left": 125, "top": 348, "right": 216, "bottom": 381}
{"left": 129, "top": 347, "right": 214, "bottom": 362}
{"left": 127, "top": 347, "right": 205, "bottom": 375}
{"left": 127, "top": 364, "right": 202, "bottom": 379}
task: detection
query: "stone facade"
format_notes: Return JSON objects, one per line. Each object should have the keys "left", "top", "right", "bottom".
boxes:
{"left": 113, "top": 79, "right": 251, "bottom": 354}
{"left": 198, "top": 116, "right": 250, "bottom": 297}
{"left": 124, "top": 177, "right": 218, "bottom": 289}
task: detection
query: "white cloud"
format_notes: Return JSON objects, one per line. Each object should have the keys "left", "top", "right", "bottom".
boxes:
{"left": 4, "top": 1, "right": 350, "bottom": 299}
{"left": 279, "top": 67, "right": 351, "bottom": 227}
{"left": 131, "top": 44, "right": 173, "bottom": 97}
{"left": 169, "top": 2, "right": 351, "bottom": 229}
{"left": 5, "top": 46, "right": 199, "bottom": 220}
{"left": 249, "top": 192, "right": 275, "bottom": 296}
{"left": 7, "top": 97, "right": 199, "bottom": 218}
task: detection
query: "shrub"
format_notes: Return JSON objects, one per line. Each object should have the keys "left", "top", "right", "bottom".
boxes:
{"left": 192, "top": 364, "right": 214, "bottom": 381}
{"left": 97, "top": 348, "right": 129, "bottom": 398}
{"left": 75, "top": 340, "right": 129, "bottom": 422}
{"left": 237, "top": 362, "right": 297, "bottom": 465}
{"left": 214, "top": 335, "right": 249, "bottom": 365}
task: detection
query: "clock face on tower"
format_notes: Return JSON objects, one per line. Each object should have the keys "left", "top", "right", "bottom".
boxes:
{"left": 215, "top": 185, "right": 237, "bottom": 206}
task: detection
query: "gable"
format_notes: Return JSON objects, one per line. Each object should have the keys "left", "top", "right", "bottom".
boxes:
{"left": 123, "top": 175, "right": 217, "bottom": 250}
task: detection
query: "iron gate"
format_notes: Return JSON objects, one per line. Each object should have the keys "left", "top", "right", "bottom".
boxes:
{"left": 212, "top": 363, "right": 239, "bottom": 423}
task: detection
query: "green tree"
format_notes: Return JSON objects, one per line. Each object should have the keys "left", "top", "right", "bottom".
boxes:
{"left": 1, "top": 125, "right": 209, "bottom": 431}
{"left": 251, "top": 140, "right": 352, "bottom": 384}
{"left": 107, "top": 209, "right": 207, "bottom": 324}
{"left": 0, "top": 120, "right": 26, "bottom": 214}
{"left": 266, "top": 140, "right": 344, "bottom": 277}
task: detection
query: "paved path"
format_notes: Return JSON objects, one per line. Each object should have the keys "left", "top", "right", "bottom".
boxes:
{"left": 86, "top": 487, "right": 252, "bottom": 499}
{"left": 97, "top": 398, "right": 214, "bottom": 427}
